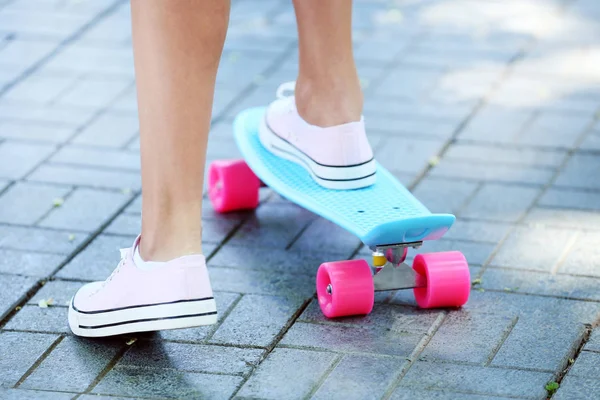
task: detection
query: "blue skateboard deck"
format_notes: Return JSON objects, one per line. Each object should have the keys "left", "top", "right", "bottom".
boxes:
{"left": 233, "top": 107, "right": 455, "bottom": 248}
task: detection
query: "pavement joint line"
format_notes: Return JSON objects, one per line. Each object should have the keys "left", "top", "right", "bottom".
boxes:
{"left": 227, "top": 296, "right": 313, "bottom": 399}
{"left": 47, "top": 160, "right": 141, "bottom": 174}
{"left": 0, "top": 0, "right": 127, "bottom": 97}
{"left": 485, "top": 315, "right": 519, "bottom": 367}
{"left": 0, "top": 281, "right": 43, "bottom": 330}
{"left": 204, "top": 293, "right": 245, "bottom": 344}
{"left": 81, "top": 340, "right": 130, "bottom": 395}
{"left": 381, "top": 310, "right": 448, "bottom": 400}
{"left": 304, "top": 353, "right": 344, "bottom": 400}
{"left": 550, "top": 324, "right": 593, "bottom": 392}
{"left": 472, "top": 289, "right": 600, "bottom": 304}
{"left": 12, "top": 334, "right": 64, "bottom": 388}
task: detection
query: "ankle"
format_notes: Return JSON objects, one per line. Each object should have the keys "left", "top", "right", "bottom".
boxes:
{"left": 295, "top": 74, "right": 363, "bottom": 127}
{"left": 139, "top": 227, "right": 202, "bottom": 262}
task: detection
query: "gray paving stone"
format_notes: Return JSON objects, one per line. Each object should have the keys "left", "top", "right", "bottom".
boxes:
{"left": 93, "top": 366, "right": 242, "bottom": 400}
{"left": 4, "top": 74, "right": 76, "bottom": 103}
{"left": 208, "top": 243, "right": 334, "bottom": 275}
{"left": 289, "top": 218, "right": 361, "bottom": 257}
{"left": 312, "top": 354, "right": 406, "bottom": 400}
{"left": 398, "top": 362, "right": 551, "bottom": 399}
{"left": 481, "top": 268, "right": 600, "bottom": 301}
{"left": 208, "top": 267, "right": 315, "bottom": 299}
{"left": 298, "top": 298, "right": 441, "bottom": 331}
{"left": 0, "top": 331, "right": 58, "bottom": 387}
{"left": 210, "top": 294, "right": 305, "bottom": 347}
{"left": 42, "top": 45, "right": 134, "bottom": 77}
{"left": 0, "top": 182, "right": 71, "bottom": 225}
{"left": 443, "top": 219, "right": 512, "bottom": 243}
{"left": 0, "top": 249, "right": 65, "bottom": 277}
{"left": 464, "top": 290, "right": 600, "bottom": 326}
{"left": 39, "top": 188, "right": 131, "bottom": 232}
{"left": 421, "top": 311, "right": 515, "bottom": 364}
{"left": 490, "top": 226, "right": 574, "bottom": 272}
{"left": 0, "top": 120, "right": 73, "bottom": 143}
{"left": 459, "top": 105, "right": 532, "bottom": 143}
{"left": 118, "top": 341, "right": 263, "bottom": 376}
{"left": 229, "top": 203, "right": 316, "bottom": 249}
{"left": 555, "top": 153, "right": 600, "bottom": 190}
{"left": 558, "top": 232, "right": 600, "bottom": 277}
{"left": 0, "top": 274, "right": 37, "bottom": 320}
{"left": 0, "top": 38, "right": 56, "bottom": 69}
{"left": 568, "top": 350, "right": 600, "bottom": 378}
{"left": 363, "top": 97, "right": 472, "bottom": 125}
{"left": 526, "top": 207, "right": 600, "bottom": 230}
{"left": 412, "top": 178, "right": 479, "bottom": 214}
{"left": 22, "top": 336, "right": 123, "bottom": 392}
{"left": 103, "top": 212, "right": 139, "bottom": 236}
{"left": 79, "top": 396, "right": 136, "bottom": 400}
{"left": 585, "top": 329, "right": 600, "bottom": 352}
{"left": 237, "top": 348, "right": 337, "bottom": 400}
{"left": 375, "top": 137, "right": 445, "bottom": 174}
{"left": 51, "top": 146, "right": 139, "bottom": 170}
{"left": 430, "top": 159, "right": 555, "bottom": 185}
{"left": 28, "top": 164, "right": 141, "bottom": 190}
{"left": 579, "top": 129, "right": 600, "bottom": 151}
{"left": 55, "top": 77, "right": 132, "bottom": 109}
{"left": 460, "top": 184, "right": 540, "bottom": 222}
{"left": 158, "top": 291, "right": 240, "bottom": 342}
{"left": 374, "top": 67, "right": 443, "bottom": 99}
{"left": 554, "top": 376, "right": 600, "bottom": 400}
{"left": 408, "top": 238, "right": 495, "bottom": 266}
{"left": 4, "top": 305, "right": 69, "bottom": 334}
{"left": 0, "top": 141, "right": 55, "bottom": 179}
{"left": 539, "top": 187, "right": 600, "bottom": 211}
{"left": 491, "top": 319, "right": 587, "bottom": 371}
{"left": 0, "top": 388, "right": 72, "bottom": 400}
{"left": 56, "top": 234, "right": 136, "bottom": 281}
{"left": 29, "top": 279, "right": 83, "bottom": 307}
{"left": 390, "top": 388, "right": 514, "bottom": 400}
{"left": 0, "top": 100, "right": 97, "bottom": 127}
{"left": 202, "top": 218, "right": 240, "bottom": 244}
{"left": 0, "top": 225, "right": 87, "bottom": 254}
{"left": 368, "top": 115, "right": 457, "bottom": 140}
{"left": 0, "top": 179, "right": 8, "bottom": 193}
{"left": 0, "top": 9, "right": 88, "bottom": 38}
{"left": 522, "top": 112, "right": 591, "bottom": 149}
{"left": 72, "top": 112, "right": 139, "bottom": 148}
{"left": 280, "top": 320, "right": 424, "bottom": 357}
{"left": 445, "top": 143, "right": 567, "bottom": 167}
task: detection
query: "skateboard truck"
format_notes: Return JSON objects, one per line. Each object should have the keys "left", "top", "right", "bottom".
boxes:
{"left": 371, "top": 242, "right": 426, "bottom": 291}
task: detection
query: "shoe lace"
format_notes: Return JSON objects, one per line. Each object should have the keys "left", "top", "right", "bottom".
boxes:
{"left": 276, "top": 81, "right": 296, "bottom": 100}
{"left": 91, "top": 248, "right": 129, "bottom": 296}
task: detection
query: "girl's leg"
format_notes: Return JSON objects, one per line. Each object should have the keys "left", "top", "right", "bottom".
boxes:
{"left": 292, "top": 0, "right": 363, "bottom": 127}
{"left": 68, "top": 0, "right": 230, "bottom": 338}
{"left": 132, "top": 0, "right": 230, "bottom": 261}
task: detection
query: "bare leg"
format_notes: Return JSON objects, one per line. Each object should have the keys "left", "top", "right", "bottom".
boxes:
{"left": 292, "top": 0, "right": 363, "bottom": 127}
{"left": 131, "top": 0, "right": 230, "bottom": 261}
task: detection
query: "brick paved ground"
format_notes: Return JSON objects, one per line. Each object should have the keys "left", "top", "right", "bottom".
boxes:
{"left": 1, "top": 0, "right": 600, "bottom": 399}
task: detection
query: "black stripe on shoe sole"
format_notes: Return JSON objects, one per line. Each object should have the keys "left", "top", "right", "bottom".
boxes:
{"left": 271, "top": 144, "right": 376, "bottom": 182}
{"left": 78, "top": 311, "right": 218, "bottom": 330}
{"left": 72, "top": 297, "right": 214, "bottom": 315}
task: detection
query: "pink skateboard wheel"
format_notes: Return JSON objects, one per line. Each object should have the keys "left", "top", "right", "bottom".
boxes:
{"left": 208, "top": 159, "right": 260, "bottom": 213}
{"left": 412, "top": 251, "right": 470, "bottom": 309}
{"left": 317, "top": 260, "right": 374, "bottom": 318}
